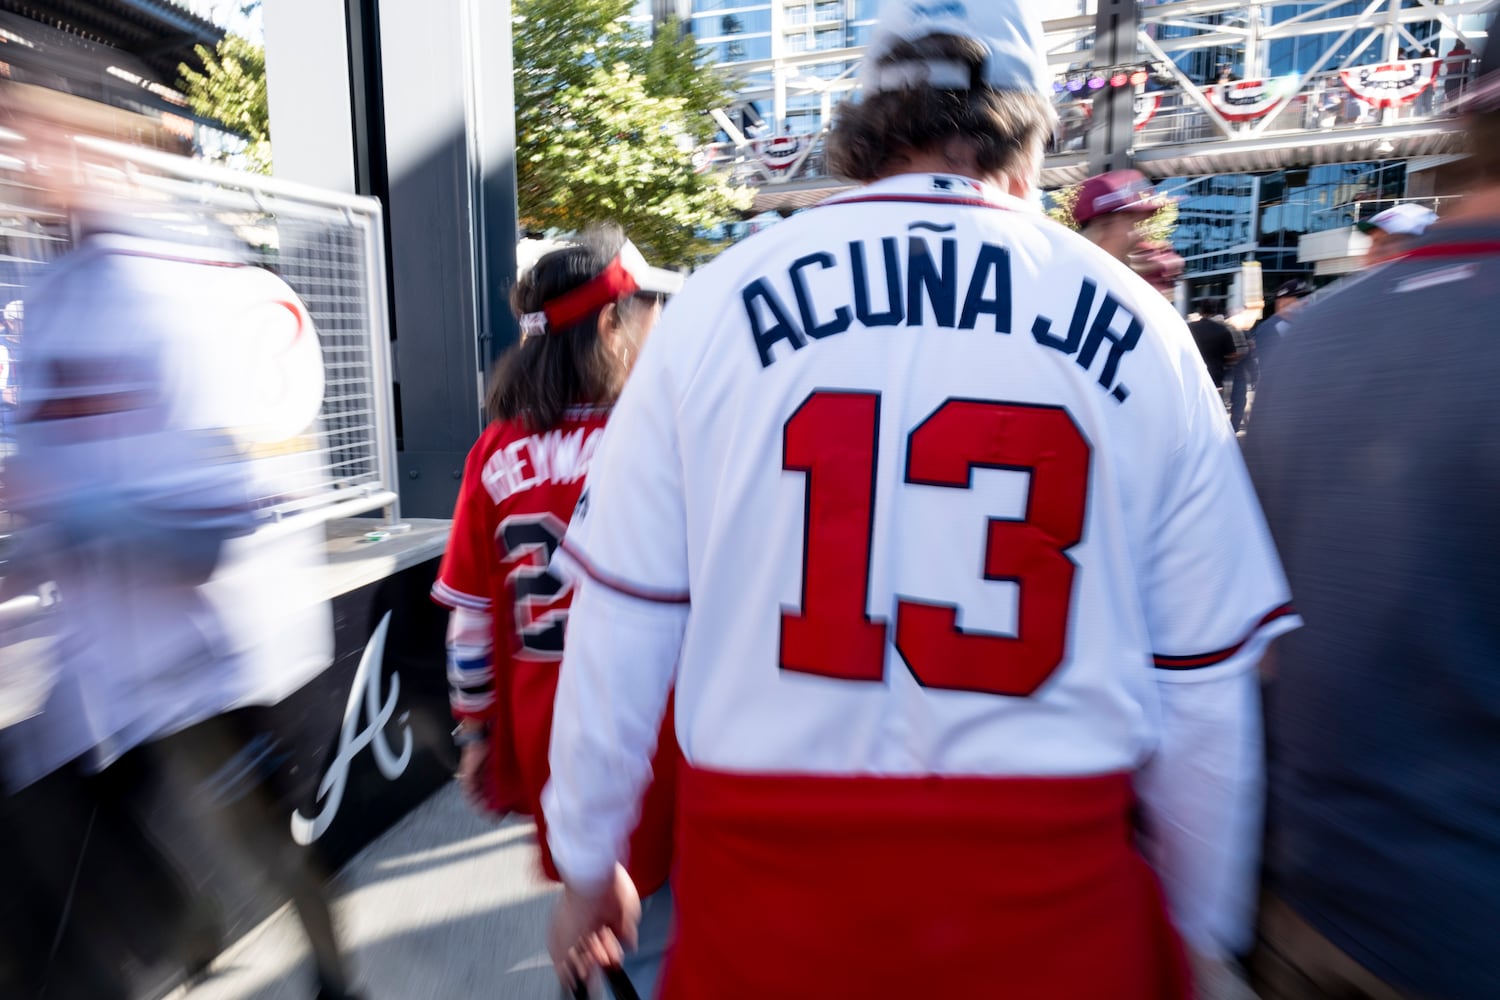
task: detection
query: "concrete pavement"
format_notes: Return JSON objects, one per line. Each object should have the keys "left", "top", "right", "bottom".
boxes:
{"left": 170, "top": 786, "right": 561, "bottom": 1000}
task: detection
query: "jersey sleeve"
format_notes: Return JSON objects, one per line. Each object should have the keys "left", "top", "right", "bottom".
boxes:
{"left": 432, "top": 437, "right": 496, "bottom": 613}
{"left": 551, "top": 353, "right": 690, "bottom": 604}
{"left": 544, "top": 330, "right": 691, "bottom": 893}
{"left": 1143, "top": 364, "right": 1299, "bottom": 680}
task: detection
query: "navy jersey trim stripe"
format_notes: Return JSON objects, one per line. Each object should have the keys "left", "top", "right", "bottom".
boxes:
{"left": 1153, "top": 603, "right": 1297, "bottom": 670}
{"left": 558, "top": 539, "right": 691, "bottom": 605}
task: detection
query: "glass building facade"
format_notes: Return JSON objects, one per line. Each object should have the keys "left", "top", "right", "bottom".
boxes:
{"left": 684, "top": 0, "right": 877, "bottom": 136}
{"left": 1163, "top": 161, "right": 1412, "bottom": 306}
{"left": 1149, "top": 1, "right": 1454, "bottom": 302}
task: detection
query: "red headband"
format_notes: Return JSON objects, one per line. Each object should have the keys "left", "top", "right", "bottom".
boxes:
{"left": 541, "top": 251, "right": 641, "bottom": 331}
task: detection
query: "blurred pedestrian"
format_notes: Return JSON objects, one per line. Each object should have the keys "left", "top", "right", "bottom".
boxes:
{"left": 1188, "top": 308, "right": 1243, "bottom": 398}
{"left": 542, "top": 1, "right": 1296, "bottom": 997}
{"left": 0, "top": 132, "right": 359, "bottom": 997}
{"left": 1248, "top": 278, "right": 1313, "bottom": 388}
{"left": 1243, "top": 15, "right": 1500, "bottom": 998}
{"left": 1074, "top": 168, "right": 1162, "bottom": 260}
{"left": 1357, "top": 203, "right": 1437, "bottom": 263}
{"left": 0, "top": 301, "right": 18, "bottom": 443}
{"left": 432, "top": 226, "right": 681, "bottom": 999}
{"left": 1074, "top": 169, "right": 1183, "bottom": 296}
{"left": 1445, "top": 39, "right": 1473, "bottom": 102}
{"left": 1225, "top": 303, "right": 1262, "bottom": 432}
{"left": 1414, "top": 47, "right": 1438, "bottom": 116}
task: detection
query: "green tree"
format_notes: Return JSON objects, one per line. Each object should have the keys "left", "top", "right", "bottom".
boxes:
{"left": 514, "top": 0, "right": 751, "bottom": 265}
{"left": 179, "top": 34, "right": 271, "bottom": 173}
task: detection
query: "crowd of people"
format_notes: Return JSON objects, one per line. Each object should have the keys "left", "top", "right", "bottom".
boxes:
{"left": 3, "top": 0, "right": 1499, "bottom": 998}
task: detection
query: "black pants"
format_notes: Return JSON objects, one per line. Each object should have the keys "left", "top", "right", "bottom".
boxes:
{"left": 1, "top": 709, "right": 351, "bottom": 999}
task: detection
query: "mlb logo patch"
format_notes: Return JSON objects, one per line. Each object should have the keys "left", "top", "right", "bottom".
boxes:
{"left": 932, "top": 176, "right": 984, "bottom": 195}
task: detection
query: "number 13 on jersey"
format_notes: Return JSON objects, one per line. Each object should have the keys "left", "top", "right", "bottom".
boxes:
{"left": 780, "top": 390, "right": 1091, "bottom": 697}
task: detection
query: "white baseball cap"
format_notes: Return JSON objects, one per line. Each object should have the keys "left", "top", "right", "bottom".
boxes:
{"left": 1356, "top": 203, "right": 1438, "bottom": 237}
{"left": 861, "top": 0, "right": 1051, "bottom": 96}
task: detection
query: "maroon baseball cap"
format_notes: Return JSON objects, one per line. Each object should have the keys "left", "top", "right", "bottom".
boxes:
{"left": 1073, "top": 170, "right": 1161, "bottom": 226}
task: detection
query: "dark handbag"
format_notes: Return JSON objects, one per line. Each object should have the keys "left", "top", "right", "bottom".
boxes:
{"left": 572, "top": 966, "right": 641, "bottom": 1000}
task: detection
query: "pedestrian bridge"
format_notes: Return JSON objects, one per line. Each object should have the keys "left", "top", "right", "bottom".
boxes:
{"left": 701, "top": 0, "right": 1483, "bottom": 212}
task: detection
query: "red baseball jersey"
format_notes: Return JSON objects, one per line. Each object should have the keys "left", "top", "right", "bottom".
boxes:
{"left": 433, "top": 406, "right": 676, "bottom": 891}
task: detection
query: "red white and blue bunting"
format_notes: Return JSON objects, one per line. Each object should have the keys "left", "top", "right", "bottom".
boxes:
{"left": 1134, "top": 93, "right": 1162, "bottom": 130}
{"left": 1340, "top": 60, "right": 1439, "bottom": 109}
{"left": 756, "top": 135, "right": 804, "bottom": 172}
{"left": 1208, "top": 78, "right": 1283, "bottom": 121}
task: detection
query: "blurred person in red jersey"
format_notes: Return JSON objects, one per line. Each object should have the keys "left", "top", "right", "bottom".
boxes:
{"left": 431, "top": 225, "right": 681, "bottom": 1000}
{"left": 1243, "top": 13, "right": 1500, "bottom": 998}
{"left": 541, "top": 2, "right": 1297, "bottom": 997}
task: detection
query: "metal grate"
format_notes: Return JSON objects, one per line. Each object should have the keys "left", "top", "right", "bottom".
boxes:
{"left": 0, "top": 136, "right": 399, "bottom": 529}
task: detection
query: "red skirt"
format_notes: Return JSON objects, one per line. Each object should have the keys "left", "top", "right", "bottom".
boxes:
{"left": 660, "top": 765, "right": 1190, "bottom": 1000}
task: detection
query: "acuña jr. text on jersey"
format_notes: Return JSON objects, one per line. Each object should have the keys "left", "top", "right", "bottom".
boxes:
{"left": 741, "top": 230, "right": 1143, "bottom": 403}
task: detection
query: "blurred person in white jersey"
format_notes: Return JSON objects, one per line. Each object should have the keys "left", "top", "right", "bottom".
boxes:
{"left": 542, "top": 1, "right": 1297, "bottom": 996}
{"left": 0, "top": 105, "right": 357, "bottom": 999}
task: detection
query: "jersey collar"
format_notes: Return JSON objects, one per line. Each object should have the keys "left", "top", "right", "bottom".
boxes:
{"left": 821, "top": 173, "right": 1036, "bottom": 213}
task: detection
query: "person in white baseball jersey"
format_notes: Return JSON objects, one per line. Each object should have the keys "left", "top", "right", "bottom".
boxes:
{"left": 544, "top": 2, "right": 1298, "bottom": 996}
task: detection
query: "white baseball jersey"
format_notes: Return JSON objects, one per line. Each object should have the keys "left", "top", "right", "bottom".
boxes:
{"left": 545, "top": 173, "right": 1297, "bottom": 958}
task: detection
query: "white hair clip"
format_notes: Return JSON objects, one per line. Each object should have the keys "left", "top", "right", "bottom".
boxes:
{"left": 519, "top": 311, "right": 548, "bottom": 340}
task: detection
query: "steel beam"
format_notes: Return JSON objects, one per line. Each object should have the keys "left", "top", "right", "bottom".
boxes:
{"left": 1091, "top": 0, "right": 1140, "bottom": 174}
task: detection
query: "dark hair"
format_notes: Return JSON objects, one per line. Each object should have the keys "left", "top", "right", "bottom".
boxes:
{"left": 486, "top": 226, "right": 626, "bottom": 431}
{"left": 826, "top": 34, "right": 1057, "bottom": 184}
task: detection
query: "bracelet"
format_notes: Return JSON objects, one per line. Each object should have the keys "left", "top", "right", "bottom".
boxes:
{"left": 452, "top": 723, "right": 488, "bottom": 748}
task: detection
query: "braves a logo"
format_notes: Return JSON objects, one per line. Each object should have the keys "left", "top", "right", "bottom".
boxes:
{"left": 290, "top": 611, "right": 413, "bottom": 845}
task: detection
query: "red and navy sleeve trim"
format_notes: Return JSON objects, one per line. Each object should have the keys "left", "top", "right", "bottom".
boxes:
{"left": 1153, "top": 603, "right": 1297, "bottom": 670}
{"left": 558, "top": 539, "right": 691, "bottom": 605}
{"left": 431, "top": 579, "right": 491, "bottom": 612}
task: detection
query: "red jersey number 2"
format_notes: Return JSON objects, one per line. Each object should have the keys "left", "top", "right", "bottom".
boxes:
{"left": 779, "top": 391, "right": 1090, "bottom": 697}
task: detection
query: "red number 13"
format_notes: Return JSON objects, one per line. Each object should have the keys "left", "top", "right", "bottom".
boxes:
{"left": 780, "top": 392, "right": 1090, "bottom": 697}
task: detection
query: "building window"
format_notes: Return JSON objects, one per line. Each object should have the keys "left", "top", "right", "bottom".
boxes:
{"left": 691, "top": 8, "right": 771, "bottom": 37}
{"left": 786, "top": 31, "right": 810, "bottom": 52}
{"left": 786, "top": 5, "right": 808, "bottom": 25}
{"left": 806, "top": 59, "right": 849, "bottom": 80}
{"left": 814, "top": 1, "right": 842, "bottom": 23}
{"left": 814, "top": 27, "right": 841, "bottom": 50}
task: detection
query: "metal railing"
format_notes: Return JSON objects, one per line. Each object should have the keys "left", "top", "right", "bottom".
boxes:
{"left": 1309, "top": 192, "right": 1463, "bottom": 232}
{"left": 1130, "top": 65, "right": 1476, "bottom": 149}
{"left": 699, "top": 61, "right": 1475, "bottom": 197}
{"left": 0, "top": 137, "right": 400, "bottom": 530}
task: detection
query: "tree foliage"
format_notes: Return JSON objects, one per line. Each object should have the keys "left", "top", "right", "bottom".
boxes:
{"left": 514, "top": 0, "right": 751, "bottom": 265}
{"left": 179, "top": 34, "right": 271, "bottom": 173}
